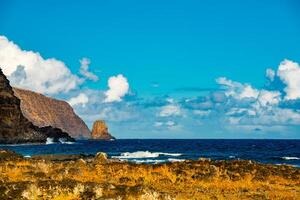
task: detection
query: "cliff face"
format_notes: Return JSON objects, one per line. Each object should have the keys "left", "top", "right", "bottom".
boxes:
{"left": 13, "top": 88, "right": 91, "bottom": 139}
{"left": 0, "top": 69, "right": 45, "bottom": 143}
{"left": 91, "top": 120, "right": 115, "bottom": 140}
{"left": 0, "top": 68, "right": 75, "bottom": 144}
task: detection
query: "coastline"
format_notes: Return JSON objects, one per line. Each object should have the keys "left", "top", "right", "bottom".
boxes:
{"left": 0, "top": 150, "right": 299, "bottom": 199}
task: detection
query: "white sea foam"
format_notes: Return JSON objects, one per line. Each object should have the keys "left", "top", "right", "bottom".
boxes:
{"left": 168, "top": 158, "right": 185, "bottom": 162}
{"left": 46, "top": 138, "right": 55, "bottom": 144}
{"left": 281, "top": 156, "right": 300, "bottom": 160}
{"left": 58, "top": 138, "right": 75, "bottom": 144}
{"left": 160, "top": 153, "right": 182, "bottom": 157}
{"left": 131, "top": 159, "right": 165, "bottom": 164}
{"left": 112, "top": 151, "right": 182, "bottom": 159}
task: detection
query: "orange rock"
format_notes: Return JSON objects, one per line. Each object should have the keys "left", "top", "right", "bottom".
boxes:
{"left": 91, "top": 120, "right": 115, "bottom": 140}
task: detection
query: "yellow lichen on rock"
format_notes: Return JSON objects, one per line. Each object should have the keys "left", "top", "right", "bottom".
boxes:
{"left": 0, "top": 150, "right": 299, "bottom": 200}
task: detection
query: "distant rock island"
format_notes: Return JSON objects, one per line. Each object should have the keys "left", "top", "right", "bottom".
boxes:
{"left": 91, "top": 120, "right": 115, "bottom": 140}
{"left": 13, "top": 88, "right": 91, "bottom": 139}
{"left": 0, "top": 68, "right": 75, "bottom": 144}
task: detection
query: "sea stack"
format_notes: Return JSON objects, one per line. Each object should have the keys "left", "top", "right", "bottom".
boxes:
{"left": 91, "top": 120, "right": 115, "bottom": 140}
{"left": 0, "top": 68, "right": 75, "bottom": 144}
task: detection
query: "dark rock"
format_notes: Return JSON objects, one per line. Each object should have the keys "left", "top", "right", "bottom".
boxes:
{"left": 0, "top": 68, "right": 75, "bottom": 144}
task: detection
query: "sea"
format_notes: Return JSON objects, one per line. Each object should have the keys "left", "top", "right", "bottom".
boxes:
{"left": 0, "top": 139, "right": 299, "bottom": 167}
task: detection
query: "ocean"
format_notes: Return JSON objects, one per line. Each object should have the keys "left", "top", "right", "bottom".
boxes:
{"left": 1, "top": 139, "right": 299, "bottom": 167}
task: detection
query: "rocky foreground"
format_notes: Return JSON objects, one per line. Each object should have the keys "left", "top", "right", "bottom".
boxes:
{"left": 0, "top": 150, "right": 299, "bottom": 200}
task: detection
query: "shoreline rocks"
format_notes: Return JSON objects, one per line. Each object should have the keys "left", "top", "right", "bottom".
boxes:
{"left": 0, "top": 149, "right": 299, "bottom": 199}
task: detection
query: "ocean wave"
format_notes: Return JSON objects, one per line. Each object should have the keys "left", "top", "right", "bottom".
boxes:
{"left": 46, "top": 138, "right": 55, "bottom": 145}
{"left": 111, "top": 151, "right": 182, "bottom": 159}
{"left": 130, "top": 159, "right": 165, "bottom": 164}
{"left": 168, "top": 158, "right": 185, "bottom": 162}
{"left": 58, "top": 138, "right": 75, "bottom": 144}
{"left": 281, "top": 156, "right": 300, "bottom": 160}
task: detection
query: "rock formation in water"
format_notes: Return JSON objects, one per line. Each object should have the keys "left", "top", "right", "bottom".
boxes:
{"left": 91, "top": 120, "right": 115, "bottom": 140}
{"left": 13, "top": 88, "right": 91, "bottom": 139}
{"left": 0, "top": 68, "right": 75, "bottom": 144}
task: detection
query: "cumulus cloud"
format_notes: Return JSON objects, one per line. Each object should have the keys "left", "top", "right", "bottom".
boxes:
{"left": 217, "top": 77, "right": 259, "bottom": 99}
{"left": 159, "top": 104, "right": 181, "bottom": 117}
{"left": 68, "top": 93, "right": 89, "bottom": 107}
{"left": 0, "top": 35, "right": 81, "bottom": 94}
{"left": 8, "top": 65, "right": 27, "bottom": 85}
{"left": 79, "top": 57, "right": 99, "bottom": 81}
{"left": 104, "top": 74, "right": 129, "bottom": 103}
{"left": 266, "top": 68, "right": 275, "bottom": 81}
{"left": 257, "top": 90, "right": 281, "bottom": 107}
{"left": 277, "top": 59, "right": 300, "bottom": 100}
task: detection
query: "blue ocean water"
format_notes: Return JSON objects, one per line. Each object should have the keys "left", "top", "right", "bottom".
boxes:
{"left": 0, "top": 139, "right": 299, "bottom": 167}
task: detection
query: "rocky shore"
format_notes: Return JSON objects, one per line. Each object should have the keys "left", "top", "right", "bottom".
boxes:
{"left": 0, "top": 149, "right": 299, "bottom": 200}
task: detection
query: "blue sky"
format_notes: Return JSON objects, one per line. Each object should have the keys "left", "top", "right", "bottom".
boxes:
{"left": 1, "top": 0, "right": 300, "bottom": 138}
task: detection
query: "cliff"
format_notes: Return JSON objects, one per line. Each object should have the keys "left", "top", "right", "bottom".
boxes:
{"left": 0, "top": 150, "right": 299, "bottom": 199}
{"left": 91, "top": 120, "right": 115, "bottom": 140}
{"left": 13, "top": 88, "right": 91, "bottom": 139}
{"left": 0, "top": 68, "right": 75, "bottom": 144}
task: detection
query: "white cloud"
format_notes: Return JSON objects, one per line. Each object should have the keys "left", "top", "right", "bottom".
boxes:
{"left": 216, "top": 77, "right": 259, "bottom": 99}
{"left": 166, "top": 120, "right": 176, "bottom": 127}
{"left": 257, "top": 90, "right": 281, "bottom": 107}
{"left": 68, "top": 93, "right": 89, "bottom": 107}
{"left": 154, "top": 120, "right": 177, "bottom": 129}
{"left": 79, "top": 57, "right": 99, "bottom": 81}
{"left": 193, "top": 110, "right": 211, "bottom": 116}
{"left": 277, "top": 59, "right": 300, "bottom": 100}
{"left": 266, "top": 68, "right": 275, "bottom": 81}
{"left": 154, "top": 121, "right": 164, "bottom": 127}
{"left": 159, "top": 104, "right": 181, "bottom": 117}
{"left": 104, "top": 74, "right": 129, "bottom": 103}
{"left": 0, "top": 35, "right": 81, "bottom": 94}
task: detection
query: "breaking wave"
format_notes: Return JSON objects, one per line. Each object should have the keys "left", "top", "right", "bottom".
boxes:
{"left": 281, "top": 156, "right": 300, "bottom": 160}
{"left": 112, "top": 151, "right": 182, "bottom": 159}
{"left": 46, "top": 138, "right": 55, "bottom": 145}
{"left": 168, "top": 158, "right": 185, "bottom": 162}
{"left": 46, "top": 138, "right": 75, "bottom": 145}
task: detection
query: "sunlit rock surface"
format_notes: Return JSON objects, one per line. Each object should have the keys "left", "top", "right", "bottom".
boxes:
{"left": 0, "top": 149, "right": 299, "bottom": 199}
{"left": 91, "top": 120, "right": 115, "bottom": 140}
{"left": 13, "top": 88, "right": 91, "bottom": 139}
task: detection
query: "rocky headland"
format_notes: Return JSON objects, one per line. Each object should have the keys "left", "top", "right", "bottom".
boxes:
{"left": 0, "top": 68, "right": 75, "bottom": 144}
{"left": 0, "top": 149, "right": 299, "bottom": 200}
{"left": 91, "top": 120, "right": 115, "bottom": 140}
{"left": 13, "top": 88, "right": 91, "bottom": 139}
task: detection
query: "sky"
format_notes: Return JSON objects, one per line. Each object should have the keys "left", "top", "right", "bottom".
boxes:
{"left": 1, "top": 0, "right": 300, "bottom": 138}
